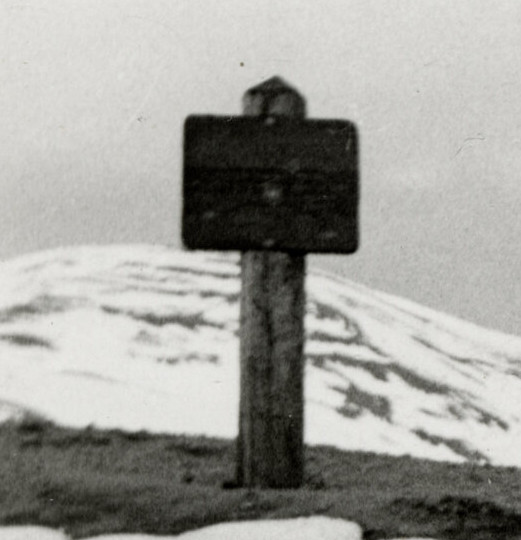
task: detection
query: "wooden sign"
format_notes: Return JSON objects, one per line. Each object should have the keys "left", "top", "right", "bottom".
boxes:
{"left": 183, "top": 114, "right": 358, "bottom": 253}
{"left": 181, "top": 77, "right": 360, "bottom": 489}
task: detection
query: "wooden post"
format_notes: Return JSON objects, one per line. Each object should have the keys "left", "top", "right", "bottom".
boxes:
{"left": 236, "top": 78, "right": 306, "bottom": 488}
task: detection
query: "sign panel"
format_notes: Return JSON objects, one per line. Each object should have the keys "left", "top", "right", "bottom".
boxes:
{"left": 182, "top": 115, "right": 359, "bottom": 253}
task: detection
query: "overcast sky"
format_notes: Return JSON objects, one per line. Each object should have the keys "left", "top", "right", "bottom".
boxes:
{"left": 1, "top": 0, "right": 521, "bottom": 334}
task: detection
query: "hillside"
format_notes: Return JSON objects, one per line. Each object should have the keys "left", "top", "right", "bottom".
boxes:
{"left": 1, "top": 244, "right": 521, "bottom": 465}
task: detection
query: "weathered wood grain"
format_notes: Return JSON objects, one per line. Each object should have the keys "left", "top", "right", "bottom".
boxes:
{"left": 236, "top": 77, "right": 307, "bottom": 488}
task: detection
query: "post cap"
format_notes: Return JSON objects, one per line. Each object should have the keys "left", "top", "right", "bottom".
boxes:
{"left": 243, "top": 76, "right": 306, "bottom": 118}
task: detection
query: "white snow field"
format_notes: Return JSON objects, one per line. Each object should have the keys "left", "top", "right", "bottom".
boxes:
{"left": 1, "top": 244, "right": 521, "bottom": 467}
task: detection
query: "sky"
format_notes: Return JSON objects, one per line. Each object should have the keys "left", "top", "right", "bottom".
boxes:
{"left": 1, "top": 0, "right": 521, "bottom": 334}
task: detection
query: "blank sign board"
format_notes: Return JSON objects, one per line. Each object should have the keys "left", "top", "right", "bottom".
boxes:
{"left": 182, "top": 115, "right": 359, "bottom": 254}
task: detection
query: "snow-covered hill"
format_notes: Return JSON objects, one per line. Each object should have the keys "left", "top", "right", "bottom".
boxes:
{"left": 1, "top": 244, "right": 521, "bottom": 466}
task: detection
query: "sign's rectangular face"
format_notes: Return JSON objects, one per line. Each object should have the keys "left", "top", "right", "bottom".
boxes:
{"left": 182, "top": 115, "right": 359, "bottom": 254}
